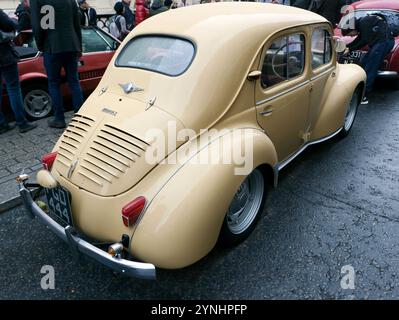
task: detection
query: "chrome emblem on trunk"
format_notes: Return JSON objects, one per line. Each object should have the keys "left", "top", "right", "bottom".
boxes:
{"left": 119, "top": 82, "right": 144, "bottom": 94}
{"left": 68, "top": 160, "right": 78, "bottom": 179}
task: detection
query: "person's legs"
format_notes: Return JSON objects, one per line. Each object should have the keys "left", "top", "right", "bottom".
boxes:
{"left": 62, "top": 52, "right": 84, "bottom": 113}
{"left": 44, "top": 52, "right": 65, "bottom": 123}
{"left": 0, "top": 67, "right": 8, "bottom": 128}
{"left": 362, "top": 40, "right": 394, "bottom": 95}
{"left": 1, "top": 63, "right": 29, "bottom": 127}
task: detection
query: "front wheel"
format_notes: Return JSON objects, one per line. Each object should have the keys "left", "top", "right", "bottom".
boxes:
{"left": 339, "top": 89, "right": 360, "bottom": 138}
{"left": 219, "top": 168, "right": 267, "bottom": 247}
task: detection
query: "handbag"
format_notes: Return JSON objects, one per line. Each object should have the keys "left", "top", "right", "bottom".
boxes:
{"left": 0, "top": 30, "right": 16, "bottom": 44}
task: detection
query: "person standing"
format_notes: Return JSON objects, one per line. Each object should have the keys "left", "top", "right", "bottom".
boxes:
{"left": 134, "top": 0, "right": 149, "bottom": 26}
{"left": 121, "top": 0, "right": 135, "bottom": 31}
{"left": 78, "top": 0, "right": 97, "bottom": 27}
{"left": 311, "top": 0, "right": 345, "bottom": 25}
{"left": 110, "top": 2, "right": 130, "bottom": 41}
{"left": 291, "top": 0, "right": 311, "bottom": 9}
{"left": 15, "top": 0, "right": 32, "bottom": 32}
{"left": 0, "top": 9, "right": 37, "bottom": 134}
{"left": 343, "top": 15, "right": 395, "bottom": 104}
{"left": 31, "top": 0, "right": 84, "bottom": 129}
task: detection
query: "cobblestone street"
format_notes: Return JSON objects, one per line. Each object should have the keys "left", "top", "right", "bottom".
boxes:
{"left": 0, "top": 113, "right": 73, "bottom": 211}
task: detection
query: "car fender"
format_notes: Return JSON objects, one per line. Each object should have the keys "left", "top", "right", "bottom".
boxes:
{"left": 311, "top": 63, "right": 366, "bottom": 140}
{"left": 19, "top": 72, "right": 48, "bottom": 84}
{"left": 131, "top": 128, "right": 278, "bottom": 269}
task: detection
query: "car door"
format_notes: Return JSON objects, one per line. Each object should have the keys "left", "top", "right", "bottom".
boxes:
{"left": 79, "top": 28, "right": 119, "bottom": 92}
{"left": 309, "top": 25, "right": 335, "bottom": 132}
{"left": 255, "top": 29, "right": 310, "bottom": 162}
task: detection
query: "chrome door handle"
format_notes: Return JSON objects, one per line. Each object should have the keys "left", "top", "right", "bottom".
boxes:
{"left": 260, "top": 109, "right": 274, "bottom": 116}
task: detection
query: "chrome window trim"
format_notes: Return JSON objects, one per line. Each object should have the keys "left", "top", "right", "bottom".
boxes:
{"left": 256, "top": 80, "right": 310, "bottom": 106}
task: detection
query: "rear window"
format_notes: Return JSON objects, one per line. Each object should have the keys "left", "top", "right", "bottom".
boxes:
{"left": 115, "top": 36, "right": 195, "bottom": 76}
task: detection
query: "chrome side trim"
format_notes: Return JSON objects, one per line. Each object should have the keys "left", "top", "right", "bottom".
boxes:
{"left": 276, "top": 127, "right": 342, "bottom": 172}
{"left": 256, "top": 80, "right": 310, "bottom": 106}
{"left": 310, "top": 67, "right": 334, "bottom": 81}
{"left": 19, "top": 185, "right": 156, "bottom": 280}
{"left": 378, "top": 71, "right": 398, "bottom": 78}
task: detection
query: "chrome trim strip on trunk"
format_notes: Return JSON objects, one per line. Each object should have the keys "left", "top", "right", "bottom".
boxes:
{"left": 19, "top": 185, "right": 156, "bottom": 280}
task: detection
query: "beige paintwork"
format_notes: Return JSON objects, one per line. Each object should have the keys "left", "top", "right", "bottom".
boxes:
{"left": 45, "top": 3, "right": 366, "bottom": 269}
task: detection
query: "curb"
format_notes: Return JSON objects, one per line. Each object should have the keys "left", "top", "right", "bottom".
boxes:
{"left": 0, "top": 195, "right": 22, "bottom": 214}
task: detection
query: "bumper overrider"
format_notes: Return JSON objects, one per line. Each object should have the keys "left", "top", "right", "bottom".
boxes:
{"left": 17, "top": 174, "right": 156, "bottom": 280}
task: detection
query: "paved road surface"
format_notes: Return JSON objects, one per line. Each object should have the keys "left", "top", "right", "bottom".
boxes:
{"left": 1, "top": 88, "right": 398, "bottom": 299}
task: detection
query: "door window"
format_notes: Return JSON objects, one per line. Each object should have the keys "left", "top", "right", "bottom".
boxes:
{"left": 311, "top": 28, "right": 332, "bottom": 69}
{"left": 261, "top": 34, "right": 306, "bottom": 88}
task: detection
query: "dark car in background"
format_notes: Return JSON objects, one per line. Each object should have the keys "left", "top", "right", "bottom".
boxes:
{"left": 2, "top": 27, "right": 120, "bottom": 120}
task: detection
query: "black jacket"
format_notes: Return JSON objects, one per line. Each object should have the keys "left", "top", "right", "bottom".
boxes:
{"left": 15, "top": 4, "right": 31, "bottom": 32}
{"left": 291, "top": 0, "right": 311, "bottom": 10}
{"left": 0, "top": 10, "right": 19, "bottom": 67}
{"left": 31, "top": 0, "right": 82, "bottom": 54}
{"left": 79, "top": 7, "right": 97, "bottom": 27}
{"left": 348, "top": 15, "right": 394, "bottom": 51}
{"left": 122, "top": 2, "right": 135, "bottom": 30}
{"left": 313, "top": 0, "right": 346, "bottom": 25}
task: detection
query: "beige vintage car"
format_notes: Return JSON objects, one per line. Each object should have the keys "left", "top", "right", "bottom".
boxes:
{"left": 18, "top": 3, "right": 366, "bottom": 279}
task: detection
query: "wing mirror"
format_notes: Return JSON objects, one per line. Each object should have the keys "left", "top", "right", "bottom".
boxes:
{"left": 335, "top": 38, "right": 347, "bottom": 53}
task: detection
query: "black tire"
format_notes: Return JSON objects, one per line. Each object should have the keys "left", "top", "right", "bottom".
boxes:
{"left": 22, "top": 83, "right": 53, "bottom": 120}
{"left": 338, "top": 89, "right": 360, "bottom": 138}
{"left": 219, "top": 168, "right": 268, "bottom": 247}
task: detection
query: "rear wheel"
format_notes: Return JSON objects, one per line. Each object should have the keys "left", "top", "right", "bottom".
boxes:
{"left": 219, "top": 168, "right": 267, "bottom": 246}
{"left": 22, "top": 84, "right": 53, "bottom": 120}
{"left": 339, "top": 89, "right": 360, "bottom": 138}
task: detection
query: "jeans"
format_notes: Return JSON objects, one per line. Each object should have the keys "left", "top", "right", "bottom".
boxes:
{"left": 0, "top": 63, "right": 28, "bottom": 127}
{"left": 362, "top": 39, "right": 395, "bottom": 95}
{"left": 43, "top": 52, "right": 84, "bottom": 122}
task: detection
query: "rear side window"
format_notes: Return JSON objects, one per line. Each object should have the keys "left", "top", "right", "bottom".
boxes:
{"left": 311, "top": 28, "right": 332, "bottom": 69}
{"left": 115, "top": 36, "right": 195, "bottom": 76}
{"left": 261, "top": 34, "right": 306, "bottom": 88}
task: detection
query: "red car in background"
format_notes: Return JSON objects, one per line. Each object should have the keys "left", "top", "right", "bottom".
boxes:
{"left": 2, "top": 27, "right": 120, "bottom": 120}
{"left": 336, "top": 0, "right": 399, "bottom": 88}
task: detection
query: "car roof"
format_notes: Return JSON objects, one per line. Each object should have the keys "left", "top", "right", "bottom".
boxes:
{"left": 351, "top": 0, "right": 399, "bottom": 11}
{"left": 133, "top": 2, "right": 327, "bottom": 44}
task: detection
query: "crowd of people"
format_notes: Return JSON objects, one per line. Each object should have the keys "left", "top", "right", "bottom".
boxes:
{"left": 0, "top": 0, "right": 397, "bottom": 134}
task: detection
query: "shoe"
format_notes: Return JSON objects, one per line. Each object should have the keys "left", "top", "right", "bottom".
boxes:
{"left": 361, "top": 96, "right": 369, "bottom": 105}
{"left": 0, "top": 124, "right": 16, "bottom": 134}
{"left": 19, "top": 123, "right": 37, "bottom": 133}
{"left": 48, "top": 119, "right": 66, "bottom": 129}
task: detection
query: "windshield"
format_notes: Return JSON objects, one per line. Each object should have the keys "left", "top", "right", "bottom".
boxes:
{"left": 339, "top": 9, "right": 399, "bottom": 30}
{"left": 115, "top": 36, "right": 195, "bottom": 76}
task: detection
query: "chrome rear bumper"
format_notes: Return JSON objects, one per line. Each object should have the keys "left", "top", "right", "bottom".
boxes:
{"left": 19, "top": 181, "right": 156, "bottom": 280}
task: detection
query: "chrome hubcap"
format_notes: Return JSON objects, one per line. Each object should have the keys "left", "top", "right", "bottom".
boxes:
{"left": 344, "top": 94, "right": 358, "bottom": 132}
{"left": 24, "top": 89, "right": 52, "bottom": 119}
{"left": 227, "top": 170, "right": 264, "bottom": 235}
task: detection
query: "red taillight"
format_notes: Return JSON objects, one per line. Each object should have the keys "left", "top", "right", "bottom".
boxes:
{"left": 42, "top": 151, "right": 58, "bottom": 171}
{"left": 122, "top": 196, "right": 146, "bottom": 227}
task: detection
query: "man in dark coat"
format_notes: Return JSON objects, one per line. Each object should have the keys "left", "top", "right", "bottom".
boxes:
{"left": 149, "top": 0, "right": 169, "bottom": 17}
{"left": 0, "top": 10, "right": 36, "bottom": 134}
{"left": 122, "top": 0, "right": 135, "bottom": 31}
{"left": 16, "top": 0, "right": 32, "bottom": 32}
{"left": 291, "top": 0, "right": 311, "bottom": 10}
{"left": 78, "top": 0, "right": 97, "bottom": 27}
{"left": 312, "top": 0, "right": 346, "bottom": 25}
{"left": 31, "top": 0, "right": 84, "bottom": 128}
